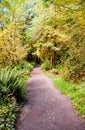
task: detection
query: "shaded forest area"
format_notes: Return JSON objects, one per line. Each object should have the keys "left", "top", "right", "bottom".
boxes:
{"left": 0, "top": 0, "right": 85, "bottom": 81}
{"left": 0, "top": 0, "right": 85, "bottom": 130}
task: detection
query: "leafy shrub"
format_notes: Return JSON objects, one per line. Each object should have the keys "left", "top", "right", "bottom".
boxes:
{"left": 0, "top": 24, "right": 28, "bottom": 67}
{"left": 41, "top": 60, "right": 52, "bottom": 70}
{"left": 0, "top": 104, "right": 16, "bottom": 130}
{"left": 14, "top": 61, "right": 33, "bottom": 71}
{"left": 13, "top": 61, "right": 35, "bottom": 85}
{"left": 0, "top": 67, "right": 25, "bottom": 103}
{"left": 0, "top": 61, "right": 34, "bottom": 130}
{"left": 62, "top": 60, "right": 85, "bottom": 83}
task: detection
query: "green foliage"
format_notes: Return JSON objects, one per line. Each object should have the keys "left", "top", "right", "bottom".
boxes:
{"left": 0, "top": 104, "right": 16, "bottom": 130}
{"left": 14, "top": 61, "right": 33, "bottom": 71}
{"left": 25, "top": 0, "right": 85, "bottom": 82}
{"left": 41, "top": 60, "right": 52, "bottom": 70}
{"left": 13, "top": 61, "right": 34, "bottom": 85}
{"left": 0, "top": 67, "right": 24, "bottom": 130}
{"left": 0, "top": 67, "right": 25, "bottom": 103}
{"left": 0, "top": 0, "right": 84, "bottom": 82}
{"left": 0, "top": 61, "right": 34, "bottom": 130}
{"left": 1, "top": 0, "right": 26, "bottom": 24}
{"left": 0, "top": 0, "right": 85, "bottom": 126}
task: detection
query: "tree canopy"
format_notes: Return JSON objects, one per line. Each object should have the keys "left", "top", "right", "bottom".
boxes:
{"left": 0, "top": 0, "right": 85, "bottom": 82}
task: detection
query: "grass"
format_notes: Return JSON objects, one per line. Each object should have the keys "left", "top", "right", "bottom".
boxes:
{"left": 46, "top": 72, "right": 85, "bottom": 118}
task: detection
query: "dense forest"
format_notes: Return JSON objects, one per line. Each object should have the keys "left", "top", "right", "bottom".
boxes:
{"left": 0, "top": 0, "right": 85, "bottom": 129}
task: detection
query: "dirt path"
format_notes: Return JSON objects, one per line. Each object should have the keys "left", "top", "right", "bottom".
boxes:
{"left": 16, "top": 67, "right": 85, "bottom": 130}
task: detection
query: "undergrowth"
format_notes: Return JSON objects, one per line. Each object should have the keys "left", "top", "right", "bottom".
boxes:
{"left": 0, "top": 61, "right": 34, "bottom": 130}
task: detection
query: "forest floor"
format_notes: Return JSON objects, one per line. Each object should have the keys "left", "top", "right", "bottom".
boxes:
{"left": 16, "top": 67, "right": 85, "bottom": 130}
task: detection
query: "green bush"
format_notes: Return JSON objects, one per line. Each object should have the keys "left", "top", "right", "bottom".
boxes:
{"left": 13, "top": 61, "right": 35, "bottom": 85}
{"left": 0, "top": 67, "right": 25, "bottom": 103}
{"left": 62, "top": 60, "right": 85, "bottom": 83}
{"left": 14, "top": 61, "right": 33, "bottom": 71}
{"left": 41, "top": 60, "right": 52, "bottom": 70}
{"left": 0, "top": 104, "right": 16, "bottom": 130}
{"left": 0, "top": 61, "right": 34, "bottom": 130}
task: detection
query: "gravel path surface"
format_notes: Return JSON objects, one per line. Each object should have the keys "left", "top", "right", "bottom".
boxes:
{"left": 16, "top": 67, "right": 85, "bottom": 130}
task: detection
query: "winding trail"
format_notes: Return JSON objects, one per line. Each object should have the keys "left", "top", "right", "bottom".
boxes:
{"left": 16, "top": 67, "right": 85, "bottom": 130}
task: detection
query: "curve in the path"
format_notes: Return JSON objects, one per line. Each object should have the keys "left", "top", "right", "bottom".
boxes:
{"left": 16, "top": 67, "right": 85, "bottom": 130}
